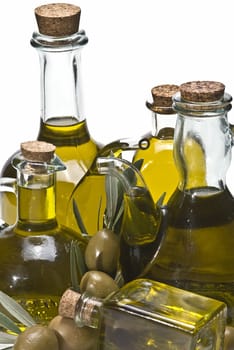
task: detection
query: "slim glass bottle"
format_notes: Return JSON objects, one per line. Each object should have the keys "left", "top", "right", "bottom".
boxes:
{"left": 0, "top": 141, "right": 87, "bottom": 325}
{"left": 1, "top": 4, "right": 101, "bottom": 228}
{"left": 59, "top": 279, "right": 227, "bottom": 350}
{"left": 133, "top": 84, "right": 179, "bottom": 204}
{"left": 147, "top": 81, "right": 234, "bottom": 325}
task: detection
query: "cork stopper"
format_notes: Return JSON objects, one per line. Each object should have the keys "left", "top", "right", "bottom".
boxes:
{"left": 35, "top": 3, "right": 81, "bottom": 37}
{"left": 59, "top": 289, "right": 81, "bottom": 319}
{"left": 180, "top": 81, "right": 225, "bottom": 102}
{"left": 20, "top": 141, "right": 56, "bottom": 162}
{"left": 146, "top": 84, "right": 179, "bottom": 113}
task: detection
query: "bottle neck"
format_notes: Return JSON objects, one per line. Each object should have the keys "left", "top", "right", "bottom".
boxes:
{"left": 31, "top": 31, "right": 88, "bottom": 126}
{"left": 75, "top": 292, "right": 102, "bottom": 329}
{"left": 59, "top": 289, "right": 102, "bottom": 329}
{"left": 16, "top": 162, "right": 57, "bottom": 228}
{"left": 173, "top": 112, "right": 232, "bottom": 192}
{"left": 151, "top": 112, "right": 175, "bottom": 139}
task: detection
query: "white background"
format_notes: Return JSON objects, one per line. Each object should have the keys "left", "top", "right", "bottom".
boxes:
{"left": 1, "top": 0, "right": 234, "bottom": 190}
{"left": 0, "top": 2, "right": 233, "bottom": 346}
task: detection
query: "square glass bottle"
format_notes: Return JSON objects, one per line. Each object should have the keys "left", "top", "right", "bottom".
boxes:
{"left": 99, "top": 279, "right": 227, "bottom": 350}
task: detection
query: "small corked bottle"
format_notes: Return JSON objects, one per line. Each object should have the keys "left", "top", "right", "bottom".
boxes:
{"left": 146, "top": 81, "right": 234, "bottom": 326}
{"left": 58, "top": 279, "right": 227, "bottom": 350}
{"left": 1, "top": 3, "right": 101, "bottom": 229}
{"left": 133, "top": 84, "right": 179, "bottom": 204}
{"left": 0, "top": 141, "right": 87, "bottom": 325}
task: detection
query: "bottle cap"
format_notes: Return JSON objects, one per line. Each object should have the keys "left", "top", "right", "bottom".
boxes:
{"left": 35, "top": 3, "right": 81, "bottom": 37}
{"left": 59, "top": 288, "right": 81, "bottom": 319}
{"left": 180, "top": 81, "right": 225, "bottom": 102}
{"left": 20, "top": 141, "right": 56, "bottom": 162}
{"left": 146, "top": 84, "right": 179, "bottom": 114}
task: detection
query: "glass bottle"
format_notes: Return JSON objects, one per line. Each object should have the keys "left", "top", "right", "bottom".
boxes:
{"left": 133, "top": 84, "right": 179, "bottom": 204}
{"left": 0, "top": 141, "right": 87, "bottom": 325}
{"left": 59, "top": 279, "right": 227, "bottom": 350}
{"left": 1, "top": 4, "right": 101, "bottom": 228}
{"left": 146, "top": 80, "right": 234, "bottom": 325}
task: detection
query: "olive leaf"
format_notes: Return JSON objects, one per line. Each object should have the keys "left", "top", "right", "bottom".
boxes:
{"left": 104, "top": 174, "right": 120, "bottom": 230}
{"left": 97, "top": 197, "right": 102, "bottom": 231}
{"left": 0, "top": 332, "right": 16, "bottom": 350}
{"left": 0, "top": 333, "right": 16, "bottom": 344}
{"left": 155, "top": 192, "right": 166, "bottom": 208}
{"left": 104, "top": 158, "right": 144, "bottom": 234}
{"left": 0, "top": 312, "right": 21, "bottom": 335}
{"left": 72, "top": 199, "right": 89, "bottom": 236}
{"left": 70, "top": 240, "right": 88, "bottom": 291}
{"left": 114, "top": 269, "right": 125, "bottom": 287}
{"left": 0, "top": 291, "right": 35, "bottom": 328}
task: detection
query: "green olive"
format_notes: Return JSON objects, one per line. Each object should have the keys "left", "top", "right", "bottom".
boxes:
{"left": 85, "top": 228, "right": 120, "bottom": 275}
{"left": 224, "top": 326, "right": 234, "bottom": 349}
{"left": 80, "top": 270, "right": 119, "bottom": 298}
{"left": 13, "top": 324, "right": 59, "bottom": 350}
{"left": 49, "top": 315, "right": 98, "bottom": 350}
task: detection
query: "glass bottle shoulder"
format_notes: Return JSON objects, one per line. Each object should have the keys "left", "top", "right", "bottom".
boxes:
{"left": 167, "top": 186, "right": 234, "bottom": 228}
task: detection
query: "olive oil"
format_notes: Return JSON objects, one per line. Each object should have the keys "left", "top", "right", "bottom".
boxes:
{"left": 147, "top": 187, "right": 234, "bottom": 325}
{"left": 133, "top": 130, "right": 178, "bottom": 203}
{"left": 98, "top": 279, "right": 226, "bottom": 350}
{"left": 133, "top": 84, "right": 179, "bottom": 204}
{"left": 66, "top": 173, "right": 106, "bottom": 235}
{"left": 38, "top": 117, "right": 100, "bottom": 228}
{"left": 119, "top": 187, "right": 160, "bottom": 282}
{"left": 0, "top": 223, "right": 81, "bottom": 324}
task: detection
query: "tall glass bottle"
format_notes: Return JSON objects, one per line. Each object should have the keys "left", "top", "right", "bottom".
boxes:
{"left": 58, "top": 279, "right": 227, "bottom": 350}
{"left": 0, "top": 141, "right": 87, "bottom": 325}
{"left": 133, "top": 84, "right": 179, "bottom": 204}
{"left": 1, "top": 3, "right": 101, "bottom": 228}
{"left": 146, "top": 81, "right": 234, "bottom": 326}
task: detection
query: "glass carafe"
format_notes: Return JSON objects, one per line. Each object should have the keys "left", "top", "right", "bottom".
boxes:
{"left": 66, "top": 137, "right": 149, "bottom": 236}
{"left": 1, "top": 4, "right": 101, "bottom": 228}
{"left": 0, "top": 141, "right": 87, "bottom": 325}
{"left": 96, "top": 156, "right": 166, "bottom": 283}
{"left": 146, "top": 80, "right": 234, "bottom": 326}
{"left": 133, "top": 84, "right": 179, "bottom": 204}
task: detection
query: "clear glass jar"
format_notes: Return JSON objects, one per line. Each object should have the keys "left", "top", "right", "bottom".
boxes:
{"left": 146, "top": 80, "right": 234, "bottom": 325}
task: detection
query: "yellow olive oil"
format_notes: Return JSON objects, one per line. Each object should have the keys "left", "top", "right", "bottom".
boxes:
{"left": 133, "top": 129, "right": 179, "bottom": 204}
{"left": 37, "top": 117, "right": 100, "bottom": 228}
{"left": 66, "top": 173, "right": 106, "bottom": 235}
{"left": 99, "top": 279, "right": 226, "bottom": 349}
